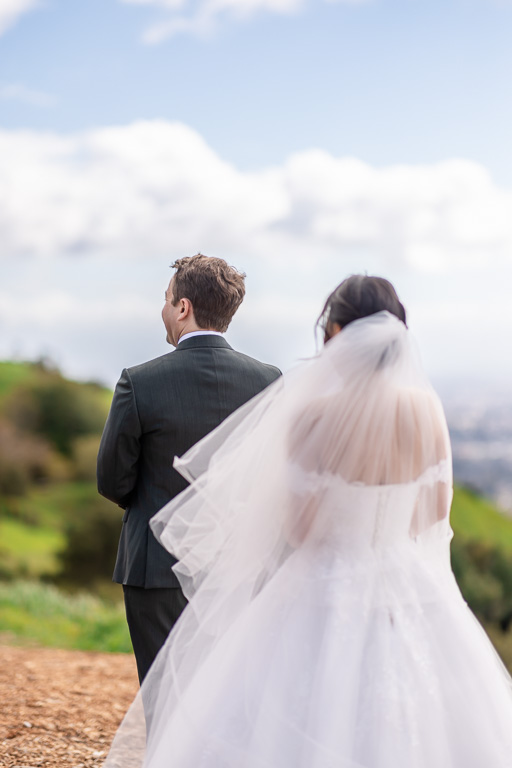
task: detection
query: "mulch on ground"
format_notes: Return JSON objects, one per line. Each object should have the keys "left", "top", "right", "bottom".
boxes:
{"left": 0, "top": 644, "right": 138, "bottom": 768}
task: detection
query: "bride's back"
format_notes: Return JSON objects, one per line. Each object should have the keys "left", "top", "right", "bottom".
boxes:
{"left": 288, "top": 326, "right": 453, "bottom": 551}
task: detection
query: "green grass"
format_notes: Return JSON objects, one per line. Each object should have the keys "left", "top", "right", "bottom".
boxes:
{"left": 0, "top": 581, "right": 131, "bottom": 652}
{"left": 451, "top": 486, "right": 512, "bottom": 553}
{"left": 484, "top": 623, "right": 512, "bottom": 673}
{"left": 0, "top": 358, "right": 112, "bottom": 416}
{"left": 0, "top": 481, "right": 119, "bottom": 582}
{"left": 97, "top": 385, "right": 113, "bottom": 412}
{"left": 1, "top": 480, "right": 112, "bottom": 528}
{"left": 27, "top": 481, "right": 105, "bottom": 527}
{"left": 0, "top": 518, "right": 65, "bottom": 578}
{"left": 0, "top": 361, "right": 33, "bottom": 403}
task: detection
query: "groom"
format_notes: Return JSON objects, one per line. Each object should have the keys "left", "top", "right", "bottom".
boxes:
{"left": 97, "top": 254, "right": 281, "bottom": 683}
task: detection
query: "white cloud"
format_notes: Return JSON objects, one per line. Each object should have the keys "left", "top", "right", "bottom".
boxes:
{"left": 283, "top": 151, "right": 512, "bottom": 271}
{"left": 0, "top": 0, "right": 40, "bottom": 36}
{"left": 2, "top": 119, "right": 512, "bottom": 386}
{"left": 142, "top": 16, "right": 210, "bottom": 43}
{"left": 0, "top": 121, "right": 289, "bottom": 261}
{"left": 0, "top": 288, "right": 164, "bottom": 384}
{"left": 120, "top": 0, "right": 184, "bottom": 6}
{"left": 0, "top": 83, "right": 55, "bottom": 107}
{"left": 1, "top": 120, "right": 511, "bottom": 274}
{"left": 119, "top": 0, "right": 365, "bottom": 41}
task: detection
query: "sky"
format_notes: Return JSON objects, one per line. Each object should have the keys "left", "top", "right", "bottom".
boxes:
{"left": 1, "top": 0, "right": 511, "bottom": 391}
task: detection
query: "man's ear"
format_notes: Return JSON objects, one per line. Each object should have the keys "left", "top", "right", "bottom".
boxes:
{"left": 180, "top": 298, "right": 193, "bottom": 319}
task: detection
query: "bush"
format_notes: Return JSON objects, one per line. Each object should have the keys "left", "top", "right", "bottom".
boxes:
{"left": 6, "top": 373, "right": 108, "bottom": 456}
{"left": 451, "top": 537, "right": 512, "bottom": 626}
{"left": 0, "top": 420, "right": 61, "bottom": 496}
{"left": 72, "top": 434, "right": 102, "bottom": 482}
{"left": 57, "top": 487, "right": 122, "bottom": 588}
{"left": 0, "top": 516, "right": 65, "bottom": 580}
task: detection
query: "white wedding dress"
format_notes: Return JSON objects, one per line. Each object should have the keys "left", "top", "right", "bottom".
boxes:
{"left": 104, "top": 313, "right": 512, "bottom": 768}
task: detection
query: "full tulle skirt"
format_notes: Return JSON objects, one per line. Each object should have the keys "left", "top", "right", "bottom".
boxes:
{"left": 135, "top": 547, "right": 512, "bottom": 768}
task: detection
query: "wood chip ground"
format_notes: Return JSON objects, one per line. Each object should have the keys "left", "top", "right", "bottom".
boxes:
{"left": 0, "top": 644, "right": 138, "bottom": 768}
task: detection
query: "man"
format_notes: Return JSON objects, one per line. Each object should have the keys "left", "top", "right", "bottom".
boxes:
{"left": 97, "top": 254, "right": 281, "bottom": 683}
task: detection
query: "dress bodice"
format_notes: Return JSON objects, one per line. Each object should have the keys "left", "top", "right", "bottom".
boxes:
{"left": 321, "top": 482, "right": 418, "bottom": 551}
{"left": 289, "top": 460, "right": 452, "bottom": 558}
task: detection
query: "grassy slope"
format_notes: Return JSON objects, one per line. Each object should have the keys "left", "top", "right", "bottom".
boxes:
{"left": 0, "top": 360, "right": 114, "bottom": 578}
{"left": 451, "top": 487, "right": 512, "bottom": 552}
{"left": 0, "top": 581, "right": 130, "bottom": 652}
{"left": 0, "top": 518, "right": 65, "bottom": 577}
{"left": 0, "top": 481, "right": 119, "bottom": 583}
{"left": 6, "top": 480, "right": 109, "bottom": 527}
{"left": 0, "top": 362, "right": 125, "bottom": 650}
{"left": 0, "top": 361, "right": 33, "bottom": 401}
{"left": 0, "top": 360, "right": 112, "bottom": 411}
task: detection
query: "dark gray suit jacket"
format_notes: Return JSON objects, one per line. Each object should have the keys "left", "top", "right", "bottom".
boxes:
{"left": 97, "top": 335, "right": 281, "bottom": 588}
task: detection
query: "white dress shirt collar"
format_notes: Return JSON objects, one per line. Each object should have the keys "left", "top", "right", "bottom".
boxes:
{"left": 178, "top": 330, "right": 224, "bottom": 345}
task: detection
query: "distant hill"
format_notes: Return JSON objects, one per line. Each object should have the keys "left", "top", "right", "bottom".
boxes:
{"left": 0, "top": 360, "right": 117, "bottom": 587}
{"left": 0, "top": 360, "right": 112, "bottom": 462}
{"left": 0, "top": 361, "right": 34, "bottom": 402}
{"left": 451, "top": 486, "right": 512, "bottom": 553}
{"left": 0, "top": 360, "right": 112, "bottom": 415}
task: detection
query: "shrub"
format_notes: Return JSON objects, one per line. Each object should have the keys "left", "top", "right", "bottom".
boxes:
{"left": 57, "top": 487, "right": 122, "bottom": 588}
{"left": 451, "top": 537, "right": 512, "bottom": 626}
{"left": 0, "top": 420, "right": 58, "bottom": 496}
{"left": 6, "top": 373, "right": 108, "bottom": 456}
{"left": 72, "top": 434, "right": 102, "bottom": 482}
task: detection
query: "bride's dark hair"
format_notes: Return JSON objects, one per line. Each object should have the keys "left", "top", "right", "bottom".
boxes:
{"left": 318, "top": 275, "right": 407, "bottom": 342}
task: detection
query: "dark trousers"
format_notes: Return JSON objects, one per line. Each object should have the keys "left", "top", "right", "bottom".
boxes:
{"left": 123, "top": 585, "right": 188, "bottom": 684}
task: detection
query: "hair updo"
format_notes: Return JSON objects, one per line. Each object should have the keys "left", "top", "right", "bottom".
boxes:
{"left": 318, "top": 275, "right": 407, "bottom": 342}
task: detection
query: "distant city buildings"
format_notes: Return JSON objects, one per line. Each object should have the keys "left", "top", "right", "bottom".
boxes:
{"left": 444, "top": 392, "right": 512, "bottom": 515}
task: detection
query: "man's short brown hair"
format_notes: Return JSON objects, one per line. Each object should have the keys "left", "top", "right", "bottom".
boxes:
{"left": 170, "top": 254, "right": 246, "bottom": 333}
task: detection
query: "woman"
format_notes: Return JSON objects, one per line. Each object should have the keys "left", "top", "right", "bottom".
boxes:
{"left": 105, "top": 276, "right": 512, "bottom": 768}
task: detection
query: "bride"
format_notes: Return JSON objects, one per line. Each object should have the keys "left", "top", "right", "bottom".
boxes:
{"left": 104, "top": 275, "right": 512, "bottom": 768}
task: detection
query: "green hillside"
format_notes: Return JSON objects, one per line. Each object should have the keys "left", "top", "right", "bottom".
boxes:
{"left": 0, "top": 360, "right": 125, "bottom": 649}
{"left": 0, "top": 361, "right": 33, "bottom": 401}
{"left": 0, "top": 359, "right": 112, "bottom": 422}
{"left": 451, "top": 487, "right": 512, "bottom": 552}
{"left": 0, "top": 482, "right": 117, "bottom": 582}
{"left": 0, "top": 359, "right": 111, "bottom": 397}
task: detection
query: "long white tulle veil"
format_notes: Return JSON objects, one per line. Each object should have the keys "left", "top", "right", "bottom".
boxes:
{"left": 103, "top": 312, "right": 512, "bottom": 768}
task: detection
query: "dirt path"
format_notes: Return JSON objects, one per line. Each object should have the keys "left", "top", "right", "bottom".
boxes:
{"left": 0, "top": 645, "right": 138, "bottom": 767}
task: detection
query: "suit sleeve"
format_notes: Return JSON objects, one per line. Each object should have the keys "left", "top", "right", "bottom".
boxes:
{"left": 268, "top": 365, "right": 283, "bottom": 383}
{"left": 97, "top": 368, "right": 142, "bottom": 509}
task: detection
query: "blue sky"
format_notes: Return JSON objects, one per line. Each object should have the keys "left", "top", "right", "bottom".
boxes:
{"left": 1, "top": 0, "right": 512, "bottom": 389}
{"left": 3, "top": 0, "right": 512, "bottom": 177}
